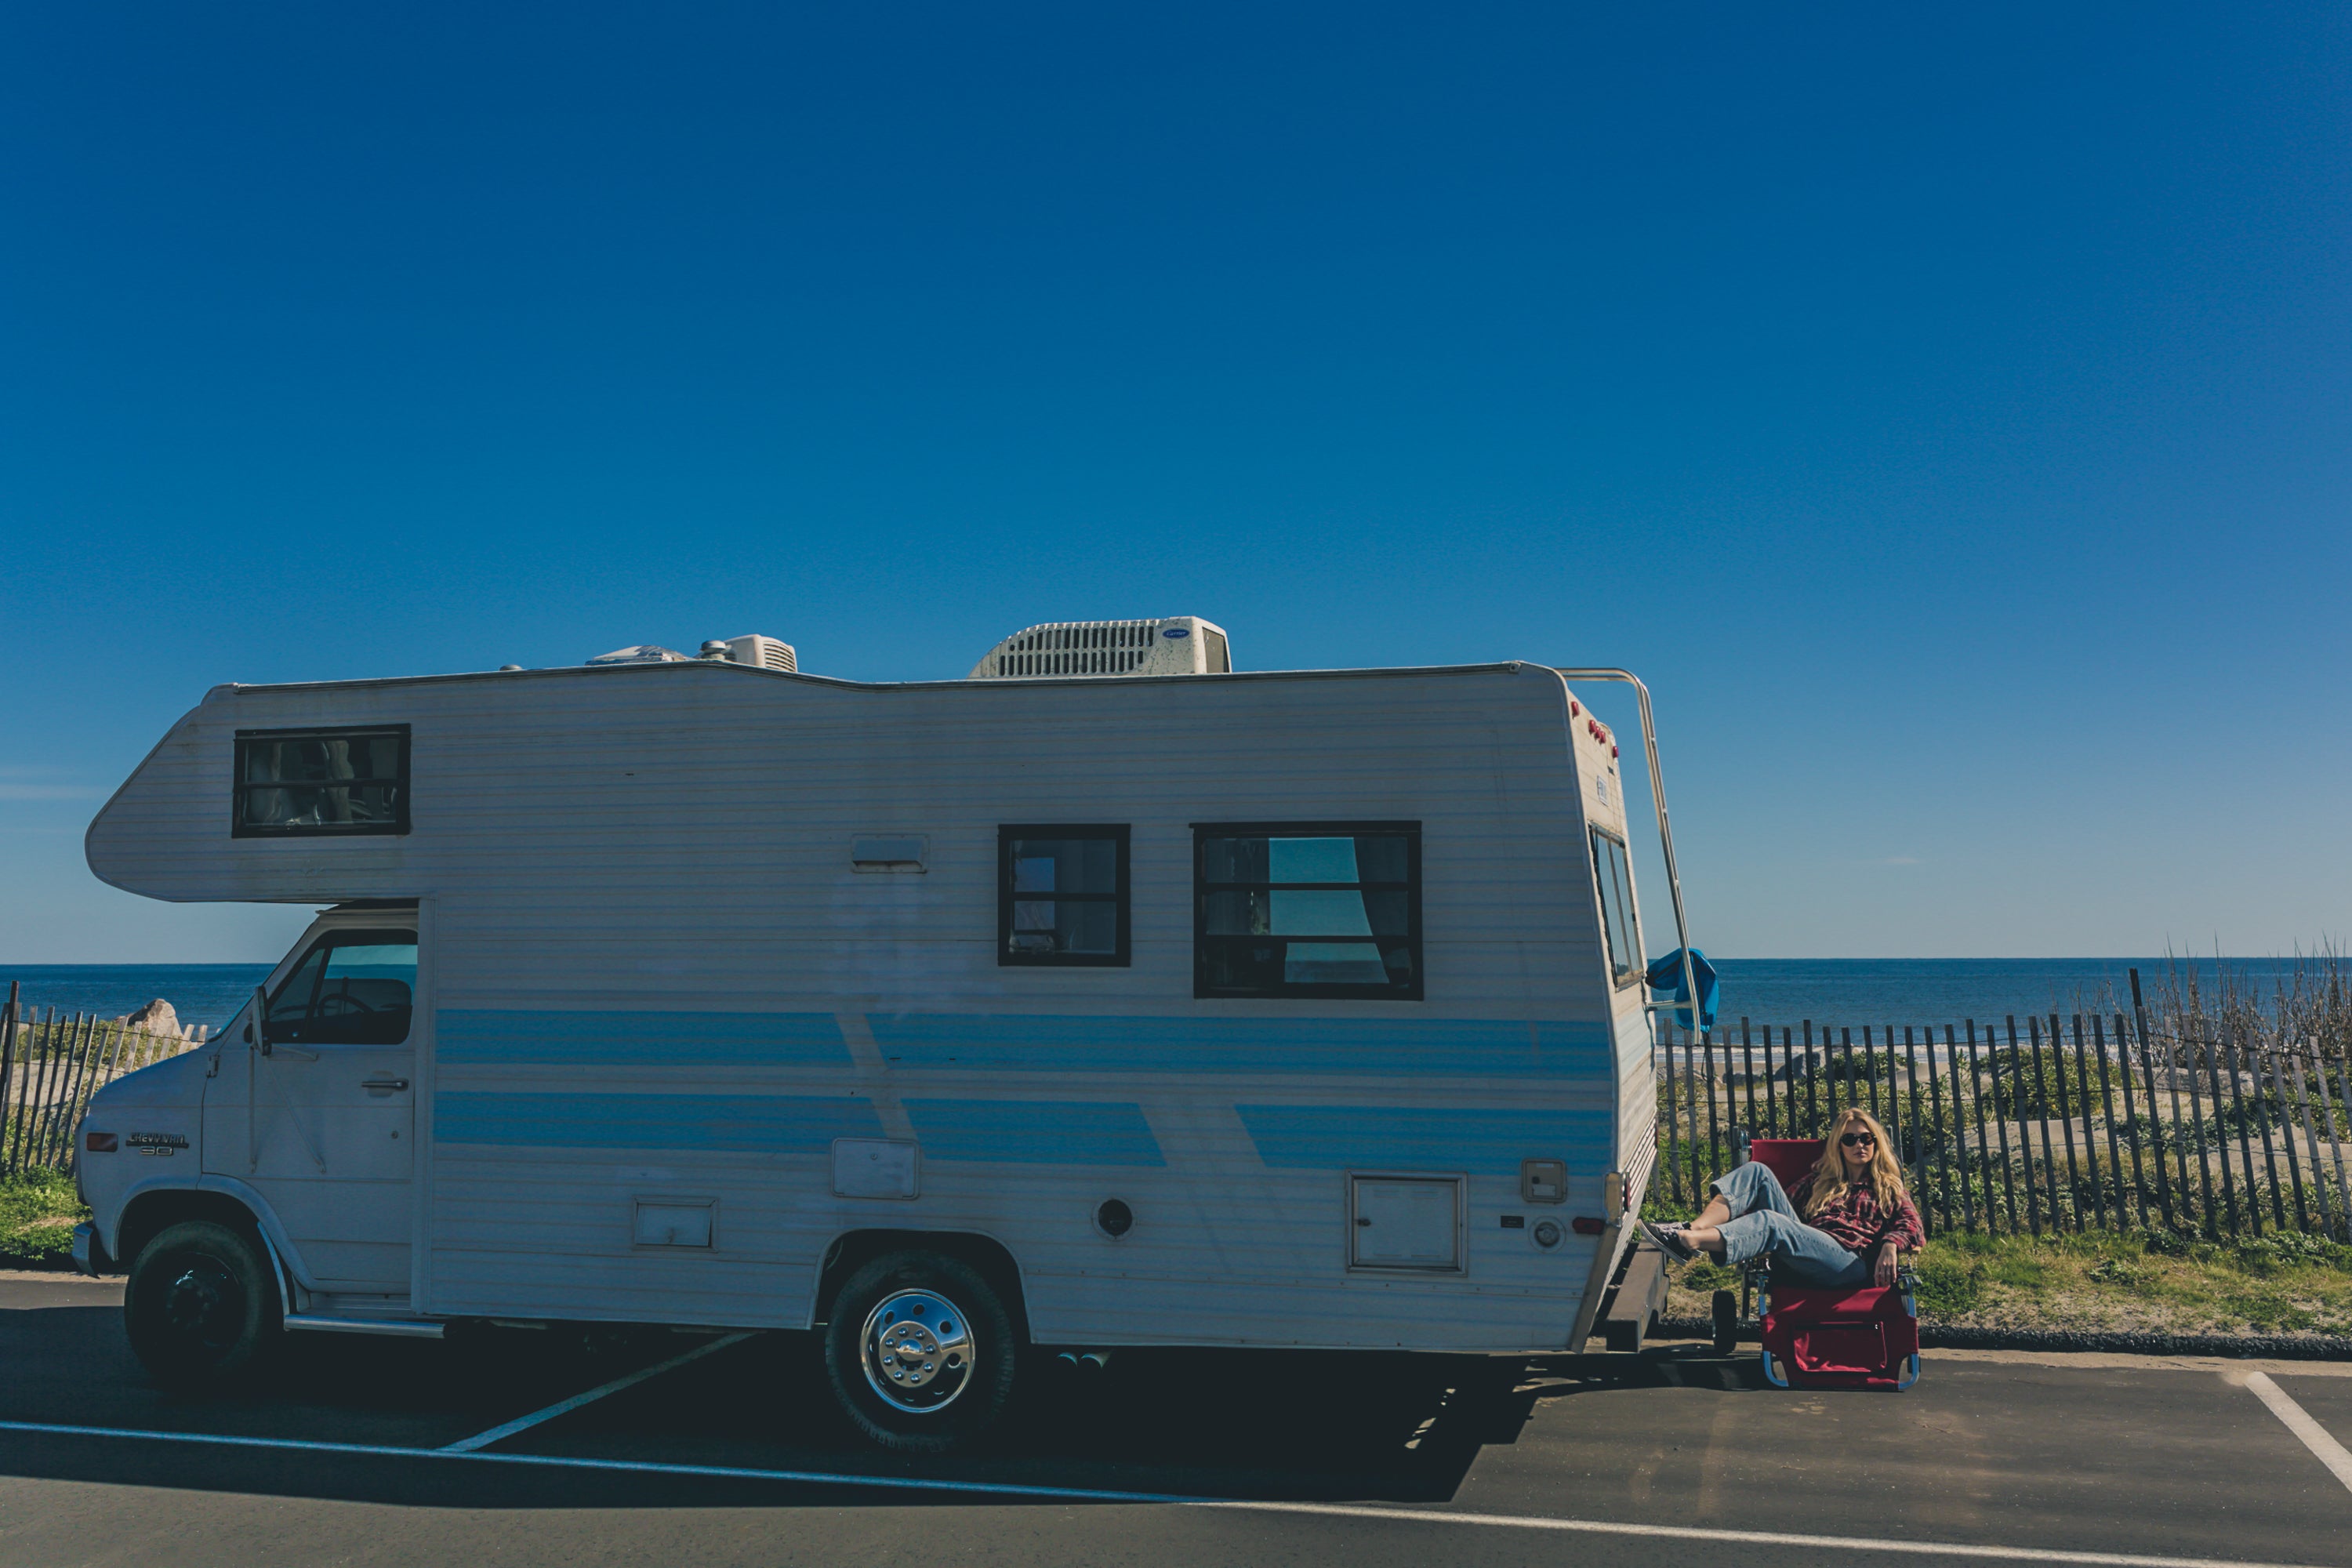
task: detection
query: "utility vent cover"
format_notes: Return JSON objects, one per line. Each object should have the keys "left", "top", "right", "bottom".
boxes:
{"left": 587, "top": 644, "right": 690, "bottom": 666}
{"left": 967, "top": 616, "right": 1232, "bottom": 680}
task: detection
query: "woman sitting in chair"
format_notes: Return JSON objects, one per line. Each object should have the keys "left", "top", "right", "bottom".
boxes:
{"left": 1642, "top": 1108, "right": 1923, "bottom": 1287}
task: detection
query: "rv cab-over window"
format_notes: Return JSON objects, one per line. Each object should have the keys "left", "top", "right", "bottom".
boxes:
{"left": 233, "top": 726, "right": 411, "bottom": 837}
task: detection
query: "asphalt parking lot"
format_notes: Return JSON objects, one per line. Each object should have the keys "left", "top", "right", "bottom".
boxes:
{"left": 4, "top": 1272, "right": 2350, "bottom": 1568}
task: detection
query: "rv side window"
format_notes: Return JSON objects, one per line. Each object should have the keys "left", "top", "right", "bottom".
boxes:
{"left": 264, "top": 927, "right": 418, "bottom": 1047}
{"left": 1193, "top": 823, "right": 1421, "bottom": 1000}
{"left": 1591, "top": 829, "right": 1640, "bottom": 985}
{"left": 234, "top": 726, "right": 411, "bottom": 837}
{"left": 999, "top": 826, "right": 1131, "bottom": 966}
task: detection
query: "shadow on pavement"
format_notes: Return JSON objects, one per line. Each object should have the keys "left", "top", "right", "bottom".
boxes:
{"left": 0, "top": 1299, "right": 1766, "bottom": 1511}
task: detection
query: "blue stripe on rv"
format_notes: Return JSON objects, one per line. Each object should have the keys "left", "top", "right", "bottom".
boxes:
{"left": 437, "top": 1010, "right": 854, "bottom": 1067}
{"left": 866, "top": 1014, "right": 1610, "bottom": 1076}
{"left": 434, "top": 1091, "right": 884, "bottom": 1151}
{"left": 1236, "top": 1104, "right": 1613, "bottom": 1171}
{"left": 432, "top": 1010, "right": 1611, "bottom": 1076}
{"left": 902, "top": 1099, "right": 1165, "bottom": 1167}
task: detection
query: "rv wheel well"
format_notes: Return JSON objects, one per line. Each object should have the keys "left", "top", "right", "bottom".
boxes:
{"left": 116, "top": 1190, "right": 263, "bottom": 1267}
{"left": 815, "top": 1229, "right": 1030, "bottom": 1341}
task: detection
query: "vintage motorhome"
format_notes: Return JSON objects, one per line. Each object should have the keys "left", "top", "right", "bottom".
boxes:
{"left": 74, "top": 619, "right": 1693, "bottom": 1450}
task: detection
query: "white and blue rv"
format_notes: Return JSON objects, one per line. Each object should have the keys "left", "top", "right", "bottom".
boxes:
{"left": 72, "top": 619, "right": 1694, "bottom": 1450}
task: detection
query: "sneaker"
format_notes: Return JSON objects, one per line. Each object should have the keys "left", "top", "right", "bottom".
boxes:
{"left": 1640, "top": 1219, "right": 1698, "bottom": 1263}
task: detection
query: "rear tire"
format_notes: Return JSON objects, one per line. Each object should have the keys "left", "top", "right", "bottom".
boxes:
{"left": 1711, "top": 1289, "right": 1739, "bottom": 1356}
{"left": 823, "top": 1250, "right": 1018, "bottom": 1454}
{"left": 124, "top": 1220, "right": 281, "bottom": 1388}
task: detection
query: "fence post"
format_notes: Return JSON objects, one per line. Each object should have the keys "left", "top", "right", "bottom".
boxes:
{"left": 1660, "top": 1014, "right": 1683, "bottom": 1204}
{"left": 2, "top": 1006, "right": 34, "bottom": 1177}
{"left": 2005, "top": 1017, "right": 2039, "bottom": 1237}
{"left": 1802, "top": 1022, "right": 1817, "bottom": 1134}
{"left": 1970, "top": 1022, "right": 2009, "bottom": 1234}
{"left": 2103, "top": 1014, "right": 2150, "bottom": 1229}
{"left": 1704, "top": 1027, "right": 1726, "bottom": 1179}
{"left": 0, "top": 982, "right": 16, "bottom": 1177}
{"left": 2288, "top": 1047, "right": 2339, "bottom": 1240}
{"left": 2079, "top": 1020, "right": 2117, "bottom": 1222}
{"left": 2248, "top": 1032, "right": 2288, "bottom": 1232}
{"left": 2044, "top": 1015, "right": 2082, "bottom": 1230}
{"left": 1738, "top": 1018, "right": 1755, "bottom": 1147}
{"left": 2107, "top": 1011, "right": 2145, "bottom": 1232}
{"left": 1755, "top": 1018, "right": 1778, "bottom": 1138}
{"left": 2267, "top": 1043, "right": 2310, "bottom": 1232}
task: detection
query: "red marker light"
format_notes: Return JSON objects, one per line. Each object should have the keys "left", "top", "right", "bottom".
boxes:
{"left": 1569, "top": 701, "right": 1580, "bottom": 717}
{"left": 1571, "top": 1216, "right": 1607, "bottom": 1236}
{"left": 85, "top": 1131, "right": 118, "bottom": 1153}
{"left": 1612, "top": 745, "right": 1620, "bottom": 757}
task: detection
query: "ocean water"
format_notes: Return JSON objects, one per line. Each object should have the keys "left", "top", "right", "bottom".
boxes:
{"left": 0, "top": 956, "right": 2318, "bottom": 1035}
{"left": 1704, "top": 957, "right": 2316, "bottom": 1031}
{"left": 0, "top": 965, "right": 274, "bottom": 1032}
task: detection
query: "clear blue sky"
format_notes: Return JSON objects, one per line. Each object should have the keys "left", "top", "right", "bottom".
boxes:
{"left": 2, "top": 3, "right": 2345, "bottom": 964}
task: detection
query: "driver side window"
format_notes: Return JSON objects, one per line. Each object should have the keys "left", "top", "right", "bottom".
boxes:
{"left": 266, "top": 928, "right": 418, "bottom": 1047}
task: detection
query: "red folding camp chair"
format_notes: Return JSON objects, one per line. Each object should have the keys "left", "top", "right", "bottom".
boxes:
{"left": 1709, "top": 1138, "right": 1921, "bottom": 1391}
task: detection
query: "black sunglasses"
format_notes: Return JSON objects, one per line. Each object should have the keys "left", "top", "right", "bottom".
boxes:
{"left": 1838, "top": 1131, "right": 1875, "bottom": 1147}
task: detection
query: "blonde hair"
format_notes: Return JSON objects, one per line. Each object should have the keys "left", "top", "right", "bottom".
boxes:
{"left": 1800, "top": 1107, "right": 1908, "bottom": 1218}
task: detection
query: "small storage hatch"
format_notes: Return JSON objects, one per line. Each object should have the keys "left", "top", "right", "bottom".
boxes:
{"left": 633, "top": 1199, "right": 715, "bottom": 1248}
{"left": 1348, "top": 1174, "right": 1463, "bottom": 1272}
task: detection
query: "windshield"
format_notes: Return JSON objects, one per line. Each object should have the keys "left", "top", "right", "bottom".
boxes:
{"left": 264, "top": 927, "right": 417, "bottom": 1047}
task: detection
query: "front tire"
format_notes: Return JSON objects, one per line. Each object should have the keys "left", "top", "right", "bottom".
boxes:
{"left": 823, "top": 1250, "right": 1018, "bottom": 1454}
{"left": 125, "top": 1220, "right": 281, "bottom": 1389}
{"left": 1711, "top": 1289, "right": 1740, "bottom": 1356}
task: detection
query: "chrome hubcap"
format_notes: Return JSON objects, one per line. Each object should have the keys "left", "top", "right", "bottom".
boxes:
{"left": 860, "top": 1289, "right": 974, "bottom": 1414}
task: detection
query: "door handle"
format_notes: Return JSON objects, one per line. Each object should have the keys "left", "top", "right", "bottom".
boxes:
{"left": 361, "top": 1077, "right": 410, "bottom": 1094}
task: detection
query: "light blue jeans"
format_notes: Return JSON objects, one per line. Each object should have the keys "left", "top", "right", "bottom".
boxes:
{"left": 1710, "top": 1162, "right": 1871, "bottom": 1287}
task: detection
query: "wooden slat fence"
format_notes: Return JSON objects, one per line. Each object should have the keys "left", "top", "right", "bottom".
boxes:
{"left": 1653, "top": 990, "right": 2352, "bottom": 1242}
{"left": 0, "top": 982, "right": 208, "bottom": 1178}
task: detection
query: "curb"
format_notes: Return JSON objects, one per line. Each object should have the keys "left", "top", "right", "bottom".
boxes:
{"left": 1653, "top": 1316, "right": 2352, "bottom": 1359}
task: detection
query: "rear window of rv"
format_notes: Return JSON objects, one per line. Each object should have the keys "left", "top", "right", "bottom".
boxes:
{"left": 1591, "top": 829, "right": 1640, "bottom": 985}
{"left": 1192, "top": 824, "right": 1421, "bottom": 1000}
{"left": 233, "top": 726, "right": 411, "bottom": 837}
{"left": 1000, "top": 826, "right": 1131, "bottom": 966}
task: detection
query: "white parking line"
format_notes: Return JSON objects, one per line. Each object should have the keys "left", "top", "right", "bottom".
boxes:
{"left": 2241, "top": 1371, "right": 2352, "bottom": 1495}
{"left": 441, "top": 1331, "right": 754, "bottom": 1452}
{"left": 0, "top": 1416, "right": 2332, "bottom": 1568}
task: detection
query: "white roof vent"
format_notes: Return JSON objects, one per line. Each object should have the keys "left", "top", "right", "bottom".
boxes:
{"left": 588, "top": 635, "right": 797, "bottom": 672}
{"left": 967, "top": 616, "right": 1231, "bottom": 680}
{"left": 586, "top": 644, "right": 689, "bottom": 666}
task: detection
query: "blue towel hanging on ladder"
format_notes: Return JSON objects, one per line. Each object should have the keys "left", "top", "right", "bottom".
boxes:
{"left": 1645, "top": 947, "right": 1719, "bottom": 1031}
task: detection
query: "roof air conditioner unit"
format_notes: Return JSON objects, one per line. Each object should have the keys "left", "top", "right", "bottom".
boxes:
{"left": 967, "top": 617, "right": 1232, "bottom": 680}
{"left": 721, "top": 634, "right": 797, "bottom": 673}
